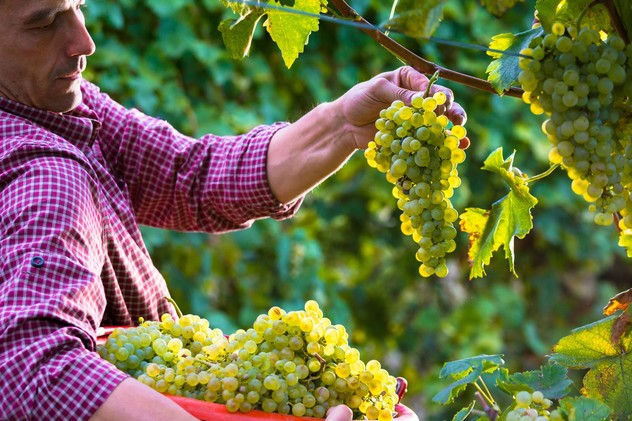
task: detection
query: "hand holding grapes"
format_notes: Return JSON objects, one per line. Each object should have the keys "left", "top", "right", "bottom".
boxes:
{"left": 330, "top": 66, "right": 469, "bottom": 150}
{"left": 326, "top": 402, "right": 420, "bottom": 421}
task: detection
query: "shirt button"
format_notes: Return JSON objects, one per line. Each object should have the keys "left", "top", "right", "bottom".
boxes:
{"left": 31, "top": 256, "right": 45, "bottom": 268}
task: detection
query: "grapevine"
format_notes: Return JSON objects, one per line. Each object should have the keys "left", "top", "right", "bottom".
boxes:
{"left": 98, "top": 300, "right": 401, "bottom": 420}
{"left": 210, "top": 0, "right": 632, "bottom": 419}
{"left": 364, "top": 73, "right": 467, "bottom": 278}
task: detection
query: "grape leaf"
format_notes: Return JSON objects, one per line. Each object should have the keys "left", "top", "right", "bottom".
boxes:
{"left": 381, "top": 0, "right": 447, "bottom": 38}
{"left": 278, "top": 0, "right": 296, "bottom": 7}
{"left": 485, "top": 27, "right": 543, "bottom": 95}
{"left": 603, "top": 288, "right": 632, "bottom": 346}
{"left": 219, "top": 12, "right": 266, "bottom": 60}
{"left": 558, "top": 396, "right": 612, "bottom": 421}
{"left": 459, "top": 148, "right": 538, "bottom": 279}
{"left": 549, "top": 316, "right": 632, "bottom": 416}
{"left": 604, "top": 288, "right": 632, "bottom": 316}
{"left": 432, "top": 354, "right": 505, "bottom": 405}
{"left": 497, "top": 363, "right": 573, "bottom": 399}
{"left": 535, "top": 0, "right": 612, "bottom": 33}
{"left": 452, "top": 401, "right": 475, "bottom": 421}
{"left": 618, "top": 230, "right": 632, "bottom": 257}
{"left": 480, "top": 0, "right": 524, "bottom": 18}
{"left": 263, "top": 0, "right": 321, "bottom": 68}
{"left": 220, "top": 0, "right": 252, "bottom": 17}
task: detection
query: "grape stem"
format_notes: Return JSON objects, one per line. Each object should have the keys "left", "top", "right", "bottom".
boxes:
{"left": 193, "top": 357, "right": 216, "bottom": 368}
{"left": 524, "top": 163, "right": 560, "bottom": 184}
{"left": 305, "top": 353, "right": 328, "bottom": 381}
{"left": 164, "top": 296, "right": 184, "bottom": 319}
{"left": 327, "top": 0, "right": 525, "bottom": 98}
{"left": 474, "top": 391, "right": 499, "bottom": 420}
{"left": 424, "top": 71, "right": 441, "bottom": 98}
{"left": 472, "top": 378, "right": 495, "bottom": 409}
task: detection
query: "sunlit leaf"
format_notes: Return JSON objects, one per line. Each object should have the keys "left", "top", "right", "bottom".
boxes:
{"left": 264, "top": 0, "right": 321, "bottom": 68}
{"left": 459, "top": 148, "right": 537, "bottom": 279}
{"left": 485, "top": 27, "right": 543, "bottom": 94}
{"left": 618, "top": 230, "right": 632, "bottom": 257}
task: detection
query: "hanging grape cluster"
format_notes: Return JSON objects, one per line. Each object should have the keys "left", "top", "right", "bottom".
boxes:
{"left": 518, "top": 22, "right": 632, "bottom": 252}
{"left": 365, "top": 91, "right": 467, "bottom": 278}
{"left": 505, "top": 390, "right": 563, "bottom": 421}
{"left": 98, "top": 300, "right": 400, "bottom": 420}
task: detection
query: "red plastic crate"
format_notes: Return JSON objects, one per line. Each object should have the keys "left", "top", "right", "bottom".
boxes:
{"left": 164, "top": 395, "right": 418, "bottom": 421}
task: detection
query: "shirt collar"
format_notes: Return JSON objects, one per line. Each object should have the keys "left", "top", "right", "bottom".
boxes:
{"left": 0, "top": 86, "right": 101, "bottom": 149}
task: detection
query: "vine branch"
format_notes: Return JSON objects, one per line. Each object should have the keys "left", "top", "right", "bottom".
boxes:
{"left": 327, "top": 0, "right": 525, "bottom": 98}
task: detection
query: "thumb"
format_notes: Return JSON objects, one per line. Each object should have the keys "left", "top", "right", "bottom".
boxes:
{"left": 326, "top": 405, "right": 354, "bottom": 421}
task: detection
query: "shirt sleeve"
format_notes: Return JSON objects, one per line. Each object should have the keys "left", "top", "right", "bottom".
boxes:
{"left": 0, "top": 141, "right": 128, "bottom": 420}
{"left": 86, "top": 82, "right": 302, "bottom": 232}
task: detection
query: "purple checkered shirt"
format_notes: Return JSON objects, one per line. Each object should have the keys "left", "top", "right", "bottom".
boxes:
{"left": 0, "top": 80, "right": 299, "bottom": 420}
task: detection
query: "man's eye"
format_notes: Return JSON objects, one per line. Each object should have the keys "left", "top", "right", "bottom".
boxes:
{"left": 39, "top": 21, "right": 55, "bottom": 29}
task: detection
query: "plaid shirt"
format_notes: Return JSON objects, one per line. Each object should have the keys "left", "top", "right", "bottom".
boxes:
{"left": 0, "top": 80, "right": 299, "bottom": 420}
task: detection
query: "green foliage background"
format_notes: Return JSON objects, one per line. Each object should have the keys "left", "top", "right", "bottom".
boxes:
{"left": 83, "top": 0, "right": 631, "bottom": 418}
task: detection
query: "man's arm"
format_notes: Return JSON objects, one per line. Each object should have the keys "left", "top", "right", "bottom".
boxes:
{"left": 266, "top": 67, "right": 467, "bottom": 204}
{"left": 92, "top": 379, "right": 360, "bottom": 421}
{"left": 90, "top": 378, "right": 199, "bottom": 421}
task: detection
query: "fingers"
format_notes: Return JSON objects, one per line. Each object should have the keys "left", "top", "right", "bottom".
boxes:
{"left": 382, "top": 67, "right": 468, "bottom": 127}
{"left": 326, "top": 405, "right": 354, "bottom": 421}
{"left": 394, "top": 404, "right": 419, "bottom": 421}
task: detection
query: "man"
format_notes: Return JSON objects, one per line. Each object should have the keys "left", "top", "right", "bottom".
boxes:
{"left": 0, "top": 0, "right": 467, "bottom": 420}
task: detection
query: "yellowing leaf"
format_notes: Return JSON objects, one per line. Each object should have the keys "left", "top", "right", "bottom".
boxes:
{"left": 550, "top": 316, "right": 632, "bottom": 417}
{"left": 604, "top": 288, "right": 632, "bottom": 316}
{"left": 264, "top": 0, "right": 321, "bottom": 68}
{"left": 459, "top": 148, "right": 537, "bottom": 279}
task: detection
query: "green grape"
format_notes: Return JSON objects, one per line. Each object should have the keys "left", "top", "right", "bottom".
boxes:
{"left": 366, "top": 92, "right": 467, "bottom": 278}
{"left": 98, "top": 301, "right": 400, "bottom": 420}
{"left": 515, "top": 390, "right": 532, "bottom": 407}
{"left": 518, "top": 23, "right": 632, "bottom": 256}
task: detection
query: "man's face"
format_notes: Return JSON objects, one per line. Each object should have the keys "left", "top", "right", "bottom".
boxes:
{"left": 0, "top": 0, "right": 95, "bottom": 113}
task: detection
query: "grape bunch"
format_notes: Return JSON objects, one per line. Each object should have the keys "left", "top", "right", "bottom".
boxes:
{"left": 518, "top": 22, "right": 632, "bottom": 251}
{"left": 505, "top": 390, "right": 563, "bottom": 421}
{"left": 365, "top": 92, "right": 467, "bottom": 278}
{"left": 98, "top": 300, "right": 401, "bottom": 420}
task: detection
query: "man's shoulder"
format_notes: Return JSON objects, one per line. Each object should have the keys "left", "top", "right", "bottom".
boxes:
{"left": 0, "top": 115, "right": 90, "bottom": 174}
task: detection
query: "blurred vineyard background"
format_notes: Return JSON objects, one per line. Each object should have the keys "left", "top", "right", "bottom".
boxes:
{"left": 84, "top": 0, "right": 631, "bottom": 418}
